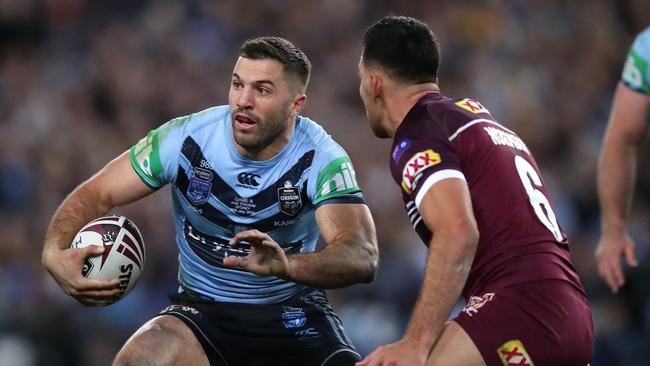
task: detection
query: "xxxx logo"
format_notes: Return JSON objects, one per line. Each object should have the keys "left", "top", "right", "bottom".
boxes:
{"left": 455, "top": 98, "right": 490, "bottom": 114}
{"left": 497, "top": 340, "right": 534, "bottom": 366}
{"left": 401, "top": 149, "right": 441, "bottom": 193}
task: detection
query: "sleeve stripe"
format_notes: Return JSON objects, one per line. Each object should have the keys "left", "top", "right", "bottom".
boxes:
{"left": 129, "top": 148, "right": 162, "bottom": 189}
{"left": 414, "top": 169, "right": 466, "bottom": 209}
{"left": 314, "top": 195, "right": 366, "bottom": 210}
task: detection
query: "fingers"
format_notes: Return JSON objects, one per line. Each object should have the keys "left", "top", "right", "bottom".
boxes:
{"left": 229, "top": 229, "right": 269, "bottom": 245}
{"left": 80, "top": 244, "right": 106, "bottom": 258}
{"left": 223, "top": 255, "right": 247, "bottom": 269}
{"left": 597, "top": 253, "right": 623, "bottom": 293}
{"left": 624, "top": 244, "right": 638, "bottom": 267}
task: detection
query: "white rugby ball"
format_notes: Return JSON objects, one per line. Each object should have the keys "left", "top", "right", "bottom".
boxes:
{"left": 70, "top": 215, "right": 145, "bottom": 303}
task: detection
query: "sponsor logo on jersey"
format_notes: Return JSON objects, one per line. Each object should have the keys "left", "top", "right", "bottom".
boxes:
{"left": 461, "top": 292, "right": 495, "bottom": 317}
{"left": 392, "top": 138, "right": 411, "bottom": 162}
{"left": 497, "top": 340, "right": 534, "bottom": 366}
{"left": 282, "top": 306, "right": 307, "bottom": 328}
{"left": 278, "top": 181, "right": 302, "bottom": 216}
{"left": 130, "top": 130, "right": 164, "bottom": 186}
{"left": 314, "top": 157, "right": 361, "bottom": 203}
{"left": 236, "top": 172, "right": 261, "bottom": 188}
{"left": 187, "top": 167, "right": 213, "bottom": 205}
{"left": 401, "top": 149, "right": 441, "bottom": 194}
{"left": 455, "top": 98, "right": 490, "bottom": 114}
{"left": 623, "top": 50, "right": 649, "bottom": 93}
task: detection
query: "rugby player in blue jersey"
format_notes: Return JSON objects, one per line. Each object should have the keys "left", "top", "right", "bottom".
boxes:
{"left": 596, "top": 26, "right": 650, "bottom": 294}
{"left": 43, "top": 36, "right": 378, "bottom": 365}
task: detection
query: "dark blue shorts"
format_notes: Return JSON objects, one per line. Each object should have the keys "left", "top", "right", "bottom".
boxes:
{"left": 454, "top": 280, "right": 594, "bottom": 366}
{"left": 158, "top": 287, "right": 360, "bottom": 366}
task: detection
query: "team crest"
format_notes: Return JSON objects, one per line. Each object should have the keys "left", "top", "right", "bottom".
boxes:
{"left": 461, "top": 292, "right": 495, "bottom": 317}
{"left": 187, "top": 167, "right": 213, "bottom": 205}
{"left": 282, "top": 306, "right": 307, "bottom": 329}
{"left": 497, "top": 340, "right": 534, "bottom": 366}
{"left": 278, "top": 181, "right": 302, "bottom": 216}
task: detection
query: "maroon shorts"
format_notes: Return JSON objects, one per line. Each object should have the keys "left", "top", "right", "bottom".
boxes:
{"left": 454, "top": 280, "right": 594, "bottom": 366}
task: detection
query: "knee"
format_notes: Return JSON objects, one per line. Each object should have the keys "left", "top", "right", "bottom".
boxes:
{"left": 113, "top": 317, "right": 184, "bottom": 366}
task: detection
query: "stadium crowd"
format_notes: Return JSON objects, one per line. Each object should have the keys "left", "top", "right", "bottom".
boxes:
{"left": 0, "top": 0, "right": 649, "bottom": 364}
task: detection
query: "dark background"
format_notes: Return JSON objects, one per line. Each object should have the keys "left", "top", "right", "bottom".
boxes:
{"left": 1, "top": 1, "right": 649, "bottom": 365}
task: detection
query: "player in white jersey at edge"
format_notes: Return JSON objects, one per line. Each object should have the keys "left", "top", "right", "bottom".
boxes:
{"left": 596, "top": 27, "right": 650, "bottom": 294}
{"left": 42, "top": 36, "right": 379, "bottom": 366}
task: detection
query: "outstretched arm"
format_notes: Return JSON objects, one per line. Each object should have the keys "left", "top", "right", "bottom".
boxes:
{"left": 596, "top": 83, "right": 650, "bottom": 293}
{"left": 358, "top": 178, "right": 478, "bottom": 366}
{"left": 225, "top": 203, "right": 379, "bottom": 288}
{"left": 42, "top": 151, "right": 154, "bottom": 305}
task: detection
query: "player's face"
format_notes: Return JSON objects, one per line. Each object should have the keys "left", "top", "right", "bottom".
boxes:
{"left": 229, "top": 57, "right": 303, "bottom": 157}
{"left": 358, "top": 60, "right": 389, "bottom": 138}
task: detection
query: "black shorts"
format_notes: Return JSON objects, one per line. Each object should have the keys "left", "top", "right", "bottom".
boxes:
{"left": 158, "top": 287, "right": 360, "bottom": 366}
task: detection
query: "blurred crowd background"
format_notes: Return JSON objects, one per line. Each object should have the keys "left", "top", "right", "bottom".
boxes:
{"left": 1, "top": 0, "right": 649, "bottom": 365}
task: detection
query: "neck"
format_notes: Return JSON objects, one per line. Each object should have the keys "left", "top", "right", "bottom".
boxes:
{"left": 384, "top": 83, "right": 439, "bottom": 137}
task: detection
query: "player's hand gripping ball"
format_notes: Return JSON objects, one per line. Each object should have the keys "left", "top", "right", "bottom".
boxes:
{"left": 70, "top": 215, "right": 145, "bottom": 304}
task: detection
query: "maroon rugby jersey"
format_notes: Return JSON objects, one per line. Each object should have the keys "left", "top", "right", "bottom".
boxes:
{"left": 390, "top": 92, "right": 584, "bottom": 298}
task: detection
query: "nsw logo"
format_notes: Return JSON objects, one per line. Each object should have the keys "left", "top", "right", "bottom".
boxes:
{"left": 187, "top": 167, "right": 213, "bottom": 205}
{"left": 236, "top": 172, "right": 261, "bottom": 189}
{"left": 282, "top": 306, "right": 307, "bottom": 329}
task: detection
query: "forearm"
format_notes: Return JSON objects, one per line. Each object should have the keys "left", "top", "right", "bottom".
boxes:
{"left": 284, "top": 234, "right": 378, "bottom": 288}
{"left": 43, "top": 183, "right": 112, "bottom": 264}
{"left": 598, "top": 135, "right": 638, "bottom": 235}
{"left": 403, "top": 233, "right": 475, "bottom": 351}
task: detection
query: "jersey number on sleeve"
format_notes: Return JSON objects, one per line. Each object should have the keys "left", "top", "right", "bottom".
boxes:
{"left": 514, "top": 155, "right": 563, "bottom": 241}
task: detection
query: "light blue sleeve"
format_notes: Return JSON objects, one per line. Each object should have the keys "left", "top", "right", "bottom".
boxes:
{"left": 622, "top": 27, "right": 650, "bottom": 94}
{"left": 129, "top": 115, "right": 192, "bottom": 189}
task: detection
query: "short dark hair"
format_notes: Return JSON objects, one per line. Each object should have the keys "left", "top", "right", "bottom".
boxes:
{"left": 362, "top": 16, "right": 440, "bottom": 84}
{"left": 239, "top": 36, "right": 311, "bottom": 91}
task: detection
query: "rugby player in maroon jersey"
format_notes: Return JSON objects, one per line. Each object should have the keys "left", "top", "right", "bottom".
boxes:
{"left": 356, "top": 16, "right": 594, "bottom": 366}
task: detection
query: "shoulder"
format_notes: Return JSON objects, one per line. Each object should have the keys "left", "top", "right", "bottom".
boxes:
{"left": 175, "top": 105, "right": 230, "bottom": 135}
{"left": 294, "top": 115, "right": 348, "bottom": 158}
{"left": 400, "top": 94, "right": 495, "bottom": 142}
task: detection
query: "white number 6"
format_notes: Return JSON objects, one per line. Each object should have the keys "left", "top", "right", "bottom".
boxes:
{"left": 514, "top": 156, "right": 563, "bottom": 241}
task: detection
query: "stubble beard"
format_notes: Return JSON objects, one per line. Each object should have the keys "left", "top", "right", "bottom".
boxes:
{"left": 232, "top": 103, "right": 292, "bottom": 154}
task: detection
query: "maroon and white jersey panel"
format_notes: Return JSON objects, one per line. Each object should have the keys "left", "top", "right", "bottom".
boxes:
{"left": 389, "top": 92, "right": 583, "bottom": 297}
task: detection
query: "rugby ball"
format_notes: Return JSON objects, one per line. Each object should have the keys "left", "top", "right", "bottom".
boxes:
{"left": 70, "top": 215, "right": 145, "bottom": 303}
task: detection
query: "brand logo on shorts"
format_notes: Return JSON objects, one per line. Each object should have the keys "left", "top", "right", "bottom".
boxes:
{"left": 282, "top": 306, "right": 306, "bottom": 329}
{"left": 497, "top": 340, "right": 534, "bottom": 366}
{"left": 461, "top": 292, "right": 495, "bottom": 317}
{"left": 162, "top": 304, "right": 200, "bottom": 315}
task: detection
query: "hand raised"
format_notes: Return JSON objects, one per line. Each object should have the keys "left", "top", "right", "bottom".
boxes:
{"left": 223, "top": 229, "right": 290, "bottom": 277}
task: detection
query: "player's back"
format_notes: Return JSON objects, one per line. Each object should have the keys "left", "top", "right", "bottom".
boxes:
{"left": 391, "top": 93, "right": 583, "bottom": 297}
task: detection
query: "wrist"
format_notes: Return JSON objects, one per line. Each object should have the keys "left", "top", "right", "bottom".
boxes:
{"left": 42, "top": 245, "right": 63, "bottom": 267}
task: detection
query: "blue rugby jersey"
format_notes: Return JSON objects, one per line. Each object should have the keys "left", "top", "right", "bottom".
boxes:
{"left": 622, "top": 27, "right": 650, "bottom": 94}
{"left": 129, "top": 105, "right": 364, "bottom": 303}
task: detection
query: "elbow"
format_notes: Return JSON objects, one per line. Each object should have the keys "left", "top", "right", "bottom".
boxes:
{"left": 359, "top": 240, "right": 379, "bottom": 283}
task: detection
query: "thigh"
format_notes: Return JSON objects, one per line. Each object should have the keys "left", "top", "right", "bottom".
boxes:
{"left": 113, "top": 315, "right": 210, "bottom": 366}
{"left": 453, "top": 282, "right": 593, "bottom": 366}
{"left": 427, "top": 321, "right": 486, "bottom": 366}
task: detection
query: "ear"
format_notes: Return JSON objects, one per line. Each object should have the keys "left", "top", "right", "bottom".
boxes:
{"left": 289, "top": 94, "right": 307, "bottom": 116}
{"left": 370, "top": 72, "right": 383, "bottom": 99}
